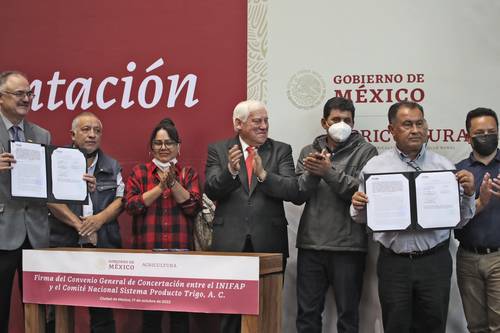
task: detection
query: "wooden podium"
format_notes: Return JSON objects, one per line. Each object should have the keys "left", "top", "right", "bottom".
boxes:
{"left": 24, "top": 249, "right": 283, "bottom": 333}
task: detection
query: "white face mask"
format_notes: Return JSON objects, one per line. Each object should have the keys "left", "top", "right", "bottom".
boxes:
{"left": 328, "top": 121, "right": 352, "bottom": 142}
{"left": 152, "top": 158, "right": 177, "bottom": 171}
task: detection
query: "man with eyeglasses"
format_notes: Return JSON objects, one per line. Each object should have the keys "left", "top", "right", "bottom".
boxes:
{"left": 0, "top": 70, "right": 52, "bottom": 333}
{"left": 205, "top": 100, "right": 299, "bottom": 333}
{"left": 454, "top": 108, "right": 500, "bottom": 332}
{"left": 46, "top": 112, "right": 124, "bottom": 333}
{"left": 350, "top": 101, "right": 476, "bottom": 333}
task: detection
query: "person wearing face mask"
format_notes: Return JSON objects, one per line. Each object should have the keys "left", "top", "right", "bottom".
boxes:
{"left": 294, "top": 97, "right": 377, "bottom": 333}
{"left": 124, "top": 118, "right": 201, "bottom": 333}
{"left": 454, "top": 107, "right": 500, "bottom": 332}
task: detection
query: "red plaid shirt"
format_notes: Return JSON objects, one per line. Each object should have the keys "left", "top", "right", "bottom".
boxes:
{"left": 124, "top": 162, "right": 201, "bottom": 250}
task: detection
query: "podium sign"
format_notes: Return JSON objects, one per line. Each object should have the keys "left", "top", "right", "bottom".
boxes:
{"left": 23, "top": 249, "right": 259, "bottom": 315}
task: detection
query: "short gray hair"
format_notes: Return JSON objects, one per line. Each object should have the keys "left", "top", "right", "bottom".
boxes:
{"left": 232, "top": 100, "right": 267, "bottom": 130}
{"left": 71, "top": 112, "right": 103, "bottom": 131}
{"left": 0, "top": 71, "right": 28, "bottom": 91}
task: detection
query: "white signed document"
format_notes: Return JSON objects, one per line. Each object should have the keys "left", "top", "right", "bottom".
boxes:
{"left": 415, "top": 171, "right": 460, "bottom": 228}
{"left": 366, "top": 173, "right": 412, "bottom": 231}
{"left": 51, "top": 148, "right": 87, "bottom": 201}
{"left": 10, "top": 141, "right": 47, "bottom": 198}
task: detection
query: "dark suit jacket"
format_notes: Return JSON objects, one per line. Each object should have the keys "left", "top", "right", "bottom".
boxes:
{"left": 0, "top": 118, "right": 51, "bottom": 250}
{"left": 205, "top": 136, "right": 298, "bottom": 256}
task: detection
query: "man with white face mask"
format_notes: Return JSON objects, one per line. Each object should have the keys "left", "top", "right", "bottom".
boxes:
{"left": 295, "top": 97, "right": 377, "bottom": 333}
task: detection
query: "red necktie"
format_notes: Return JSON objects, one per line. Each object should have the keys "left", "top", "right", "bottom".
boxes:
{"left": 245, "top": 146, "right": 255, "bottom": 186}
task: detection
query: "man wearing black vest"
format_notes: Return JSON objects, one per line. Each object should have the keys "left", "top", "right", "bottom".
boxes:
{"left": 47, "top": 111, "right": 124, "bottom": 333}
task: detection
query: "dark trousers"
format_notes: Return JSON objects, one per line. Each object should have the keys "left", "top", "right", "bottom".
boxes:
{"left": 47, "top": 307, "right": 116, "bottom": 333}
{"left": 221, "top": 236, "right": 287, "bottom": 333}
{"left": 296, "top": 249, "right": 366, "bottom": 333}
{"left": 88, "top": 307, "right": 115, "bottom": 333}
{"left": 142, "top": 310, "right": 189, "bottom": 333}
{"left": 377, "top": 245, "right": 452, "bottom": 333}
{"left": 0, "top": 238, "right": 31, "bottom": 333}
{"left": 46, "top": 241, "right": 116, "bottom": 333}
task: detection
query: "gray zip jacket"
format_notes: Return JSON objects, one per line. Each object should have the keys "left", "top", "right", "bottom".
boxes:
{"left": 295, "top": 132, "right": 377, "bottom": 251}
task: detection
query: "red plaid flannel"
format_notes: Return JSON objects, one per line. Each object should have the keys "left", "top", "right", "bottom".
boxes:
{"left": 124, "top": 162, "right": 201, "bottom": 250}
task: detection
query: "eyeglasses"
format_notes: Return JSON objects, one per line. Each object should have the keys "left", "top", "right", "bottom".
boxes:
{"left": 152, "top": 140, "right": 178, "bottom": 149}
{"left": 0, "top": 90, "right": 36, "bottom": 99}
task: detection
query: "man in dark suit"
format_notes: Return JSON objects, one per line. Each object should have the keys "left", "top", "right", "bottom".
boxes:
{"left": 0, "top": 71, "right": 52, "bottom": 333}
{"left": 205, "top": 100, "right": 298, "bottom": 333}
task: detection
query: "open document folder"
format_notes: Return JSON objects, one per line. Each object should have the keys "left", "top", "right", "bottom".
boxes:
{"left": 10, "top": 141, "right": 88, "bottom": 204}
{"left": 364, "top": 170, "right": 460, "bottom": 232}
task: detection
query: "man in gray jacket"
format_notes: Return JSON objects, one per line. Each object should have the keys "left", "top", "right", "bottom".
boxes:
{"left": 295, "top": 97, "right": 377, "bottom": 333}
{"left": 0, "top": 71, "right": 51, "bottom": 333}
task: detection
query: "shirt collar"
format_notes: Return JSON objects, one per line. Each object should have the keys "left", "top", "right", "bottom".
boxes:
{"left": 469, "top": 148, "right": 500, "bottom": 165}
{"left": 239, "top": 136, "right": 257, "bottom": 152}
{"left": 0, "top": 112, "right": 24, "bottom": 132}
{"left": 394, "top": 144, "right": 426, "bottom": 162}
{"left": 87, "top": 152, "right": 99, "bottom": 174}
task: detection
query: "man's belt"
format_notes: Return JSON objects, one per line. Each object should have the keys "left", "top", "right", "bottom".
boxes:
{"left": 380, "top": 239, "right": 449, "bottom": 259}
{"left": 460, "top": 244, "right": 500, "bottom": 255}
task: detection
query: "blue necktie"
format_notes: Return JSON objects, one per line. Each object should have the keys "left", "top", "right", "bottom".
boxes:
{"left": 10, "top": 126, "right": 21, "bottom": 141}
